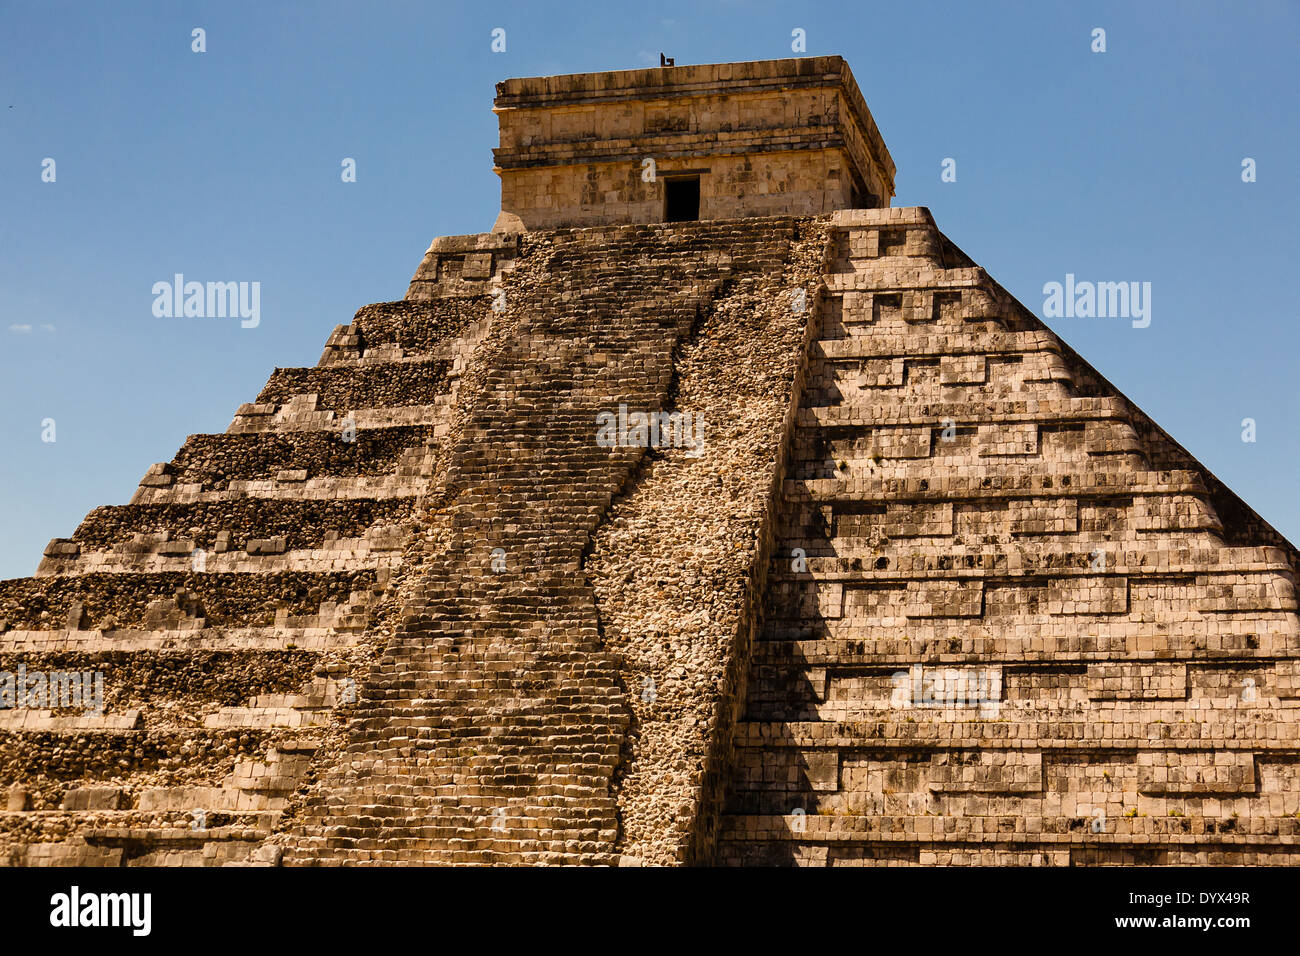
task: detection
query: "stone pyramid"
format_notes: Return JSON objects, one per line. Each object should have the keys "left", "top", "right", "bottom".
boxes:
{"left": 2, "top": 57, "right": 1295, "bottom": 867}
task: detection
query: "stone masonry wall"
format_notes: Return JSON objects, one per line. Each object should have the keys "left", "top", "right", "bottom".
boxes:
{"left": 716, "top": 207, "right": 1300, "bottom": 867}
{"left": 492, "top": 56, "right": 895, "bottom": 231}
{"left": 497, "top": 150, "right": 857, "bottom": 231}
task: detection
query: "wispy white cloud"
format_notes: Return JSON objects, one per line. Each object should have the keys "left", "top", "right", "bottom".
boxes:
{"left": 8, "top": 323, "right": 32, "bottom": 333}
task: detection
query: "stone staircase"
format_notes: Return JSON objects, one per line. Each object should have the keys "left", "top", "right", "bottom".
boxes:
{"left": 277, "top": 218, "right": 827, "bottom": 865}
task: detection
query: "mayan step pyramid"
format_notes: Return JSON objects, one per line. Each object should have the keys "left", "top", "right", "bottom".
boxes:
{"left": 2, "top": 56, "right": 1297, "bottom": 867}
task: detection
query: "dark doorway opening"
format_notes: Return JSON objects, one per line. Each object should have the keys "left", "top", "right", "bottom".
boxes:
{"left": 848, "top": 168, "right": 878, "bottom": 209}
{"left": 664, "top": 176, "right": 700, "bottom": 222}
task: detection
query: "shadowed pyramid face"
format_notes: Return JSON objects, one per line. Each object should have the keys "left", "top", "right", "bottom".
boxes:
{"left": 716, "top": 207, "right": 1300, "bottom": 867}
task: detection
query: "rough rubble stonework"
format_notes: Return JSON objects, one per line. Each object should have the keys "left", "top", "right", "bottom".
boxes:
{"left": 588, "top": 222, "right": 831, "bottom": 864}
{"left": 1, "top": 57, "right": 1297, "bottom": 866}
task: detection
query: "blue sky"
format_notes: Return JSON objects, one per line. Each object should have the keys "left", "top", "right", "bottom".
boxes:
{"left": 1, "top": 0, "right": 1297, "bottom": 579}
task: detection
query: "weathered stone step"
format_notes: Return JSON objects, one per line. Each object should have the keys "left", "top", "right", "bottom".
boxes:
{"left": 254, "top": 359, "right": 454, "bottom": 414}
{"left": 744, "top": 695, "right": 1300, "bottom": 723}
{"left": 228, "top": 399, "right": 451, "bottom": 435}
{"left": 70, "top": 499, "right": 412, "bottom": 555}
{"left": 318, "top": 297, "right": 491, "bottom": 366}
{"left": 2, "top": 841, "right": 125, "bottom": 867}
{"left": 807, "top": 353, "right": 1073, "bottom": 403}
{"left": 45, "top": 544, "right": 404, "bottom": 577}
{"left": 6, "top": 838, "right": 280, "bottom": 868}
{"left": 786, "top": 495, "right": 1222, "bottom": 540}
{"left": 759, "top": 627, "right": 1298, "bottom": 661}
{"left": 0, "top": 650, "right": 325, "bottom": 726}
{"left": 0, "top": 625, "right": 361, "bottom": 653}
{"left": 751, "top": 629, "right": 1300, "bottom": 664}
{"left": 0, "top": 570, "right": 381, "bottom": 631}
{"left": 131, "top": 475, "right": 434, "bottom": 505}
{"left": 785, "top": 470, "right": 1209, "bottom": 503}
{"left": 405, "top": 231, "right": 520, "bottom": 300}
{"left": 817, "top": 329, "right": 1057, "bottom": 360}
{"left": 717, "top": 814, "right": 1300, "bottom": 844}
{"left": 159, "top": 425, "right": 438, "bottom": 492}
{"left": 824, "top": 287, "right": 1018, "bottom": 341}
{"left": 0, "top": 730, "right": 286, "bottom": 816}
{"left": 282, "top": 840, "right": 615, "bottom": 866}
{"left": 767, "top": 545, "right": 1293, "bottom": 579}
{"left": 203, "top": 707, "right": 333, "bottom": 730}
{"left": 0, "top": 710, "right": 142, "bottom": 731}
{"left": 791, "top": 425, "right": 1148, "bottom": 472}
{"left": 5, "top": 733, "right": 319, "bottom": 855}
{"left": 766, "top": 578, "right": 1294, "bottom": 625}
{"left": 825, "top": 264, "right": 990, "bottom": 293}
{"left": 800, "top": 396, "right": 1130, "bottom": 429}
{"left": 86, "top": 819, "right": 279, "bottom": 844}
{"left": 726, "top": 749, "right": 1273, "bottom": 804}
{"left": 734, "top": 719, "right": 1300, "bottom": 750}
